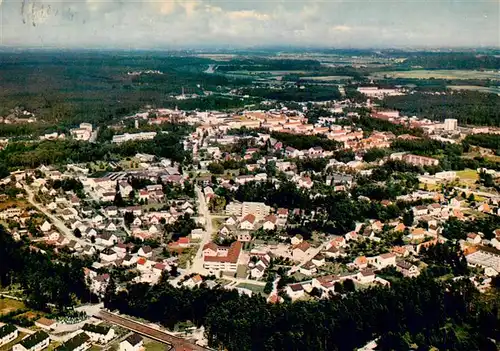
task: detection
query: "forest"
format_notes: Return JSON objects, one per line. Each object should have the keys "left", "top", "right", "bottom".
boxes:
{"left": 396, "top": 52, "right": 500, "bottom": 70}
{"left": 381, "top": 91, "right": 500, "bottom": 126}
{"left": 0, "top": 124, "right": 192, "bottom": 169}
{"left": 0, "top": 227, "right": 93, "bottom": 311}
{"left": 104, "top": 271, "right": 499, "bottom": 351}
{"left": 240, "top": 85, "right": 342, "bottom": 102}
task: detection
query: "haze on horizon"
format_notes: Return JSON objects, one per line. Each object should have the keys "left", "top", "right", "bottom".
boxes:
{"left": 0, "top": 0, "right": 498, "bottom": 49}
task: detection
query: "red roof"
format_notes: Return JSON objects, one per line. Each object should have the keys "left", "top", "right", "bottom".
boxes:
{"left": 137, "top": 257, "right": 147, "bottom": 265}
{"left": 203, "top": 242, "right": 218, "bottom": 252}
{"left": 264, "top": 214, "right": 277, "bottom": 224}
{"left": 241, "top": 214, "right": 256, "bottom": 224}
{"left": 179, "top": 237, "right": 190, "bottom": 244}
{"left": 204, "top": 241, "right": 242, "bottom": 263}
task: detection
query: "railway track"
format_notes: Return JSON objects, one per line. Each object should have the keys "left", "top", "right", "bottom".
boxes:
{"left": 97, "top": 310, "right": 210, "bottom": 351}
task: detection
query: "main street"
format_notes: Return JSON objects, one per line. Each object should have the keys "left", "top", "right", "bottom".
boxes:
{"left": 188, "top": 185, "right": 214, "bottom": 275}
{"left": 23, "top": 184, "right": 90, "bottom": 247}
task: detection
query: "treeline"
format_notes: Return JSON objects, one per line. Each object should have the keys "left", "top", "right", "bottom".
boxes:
{"left": 0, "top": 227, "right": 92, "bottom": 311}
{"left": 354, "top": 116, "right": 424, "bottom": 136}
{"left": 465, "top": 133, "right": 500, "bottom": 151}
{"left": 398, "top": 53, "right": 500, "bottom": 70}
{"left": 216, "top": 59, "right": 322, "bottom": 72}
{"left": 105, "top": 273, "right": 499, "bottom": 351}
{"left": 240, "top": 86, "right": 342, "bottom": 102}
{"left": 381, "top": 91, "right": 500, "bottom": 126}
{"left": 270, "top": 131, "right": 341, "bottom": 151}
{"left": 0, "top": 126, "right": 192, "bottom": 169}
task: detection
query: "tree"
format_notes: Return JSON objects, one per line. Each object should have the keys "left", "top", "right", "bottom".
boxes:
{"left": 74, "top": 228, "right": 82, "bottom": 238}
{"left": 124, "top": 212, "right": 134, "bottom": 227}
{"left": 403, "top": 210, "right": 414, "bottom": 227}
{"left": 208, "top": 196, "right": 226, "bottom": 213}
{"left": 207, "top": 162, "right": 224, "bottom": 175}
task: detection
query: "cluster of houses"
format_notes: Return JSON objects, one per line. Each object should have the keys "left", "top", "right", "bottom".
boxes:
{"left": 0, "top": 321, "right": 125, "bottom": 351}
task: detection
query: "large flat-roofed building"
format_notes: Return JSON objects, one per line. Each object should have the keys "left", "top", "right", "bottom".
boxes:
{"left": 402, "top": 154, "right": 439, "bottom": 167}
{"left": 203, "top": 241, "right": 243, "bottom": 272}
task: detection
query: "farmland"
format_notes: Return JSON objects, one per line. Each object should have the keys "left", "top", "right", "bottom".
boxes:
{"left": 447, "top": 85, "right": 500, "bottom": 94}
{"left": 370, "top": 69, "right": 500, "bottom": 80}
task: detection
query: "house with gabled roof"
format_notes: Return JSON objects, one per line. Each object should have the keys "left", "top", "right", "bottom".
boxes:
{"left": 13, "top": 331, "right": 50, "bottom": 351}
{"left": 0, "top": 324, "right": 18, "bottom": 347}
{"left": 82, "top": 324, "right": 115, "bottom": 344}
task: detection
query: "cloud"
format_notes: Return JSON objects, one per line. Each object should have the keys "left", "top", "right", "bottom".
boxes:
{"left": 331, "top": 25, "right": 351, "bottom": 32}
{"left": 0, "top": 0, "right": 498, "bottom": 48}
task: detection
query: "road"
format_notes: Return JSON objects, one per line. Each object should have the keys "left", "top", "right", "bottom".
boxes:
{"left": 23, "top": 184, "right": 89, "bottom": 247}
{"left": 97, "top": 310, "right": 209, "bottom": 351}
{"left": 89, "top": 127, "right": 100, "bottom": 143}
{"left": 188, "top": 185, "right": 214, "bottom": 275}
{"left": 454, "top": 187, "right": 500, "bottom": 199}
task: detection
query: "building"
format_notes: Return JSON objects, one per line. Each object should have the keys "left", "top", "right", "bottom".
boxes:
{"left": 112, "top": 132, "right": 157, "bottom": 144}
{"left": 55, "top": 332, "right": 91, "bottom": 351}
{"left": 82, "top": 324, "right": 115, "bottom": 344}
{"left": 203, "top": 241, "right": 243, "bottom": 272}
{"left": 465, "top": 247, "right": 500, "bottom": 274}
{"left": 226, "top": 201, "right": 270, "bottom": 221}
{"left": 13, "top": 331, "right": 50, "bottom": 351}
{"left": 35, "top": 318, "right": 58, "bottom": 331}
{"left": 443, "top": 119, "right": 458, "bottom": 131}
{"left": 396, "top": 261, "right": 420, "bottom": 277}
{"left": 402, "top": 154, "right": 439, "bottom": 167}
{"left": 0, "top": 324, "right": 18, "bottom": 347}
{"left": 119, "top": 334, "right": 144, "bottom": 351}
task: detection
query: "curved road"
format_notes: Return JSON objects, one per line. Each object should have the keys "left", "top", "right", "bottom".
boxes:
{"left": 23, "top": 184, "right": 89, "bottom": 247}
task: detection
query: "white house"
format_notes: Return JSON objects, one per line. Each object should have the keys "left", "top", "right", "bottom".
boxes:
{"left": 0, "top": 324, "right": 18, "bottom": 347}
{"left": 466, "top": 233, "right": 482, "bottom": 245}
{"left": 56, "top": 332, "right": 91, "bottom": 351}
{"left": 13, "top": 331, "right": 50, "bottom": 351}
{"left": 262, "top": 215, "right": 277, "bottom": 230}
{"left": 285, "top": 283, "right": 306, "bottom": 300}
{"left": 82, "top": 324, "right": 115, "bottom": 344}
{"left": 240, "top": 214, "right": 256, "bottom": 230}
{"left": 119, "top": 334, "right": 143, "bottom": 351}
{"left": 40, "top": 221, "right": 52, "bottom": 233}
{"left": 35, "top": 318, "right": 58, "bottom": 331}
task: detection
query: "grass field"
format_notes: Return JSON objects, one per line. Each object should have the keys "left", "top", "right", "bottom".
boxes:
{"left": 448, "top": 85, "right": 500, "bottom": 94}
{"left": 456, "top": 169, "right": 479, "bottom": 181}
{"left": 143, "top": 337, "right": 169, "bottom": 351}
{"left": 0, "top": 298, "right": 25, "bottom": 315}
{"left": 370, "top": 69, "right": 500, "bottom": 80}
{"left": 300, "top": 75, "right": 352, "bottom": 81}
{"left": 236, "top": 283, "right": 265, "bottom": 294}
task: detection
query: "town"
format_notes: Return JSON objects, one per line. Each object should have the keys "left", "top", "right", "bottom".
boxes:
{"left": 0, "top": 49, "right": 499, "bottom": 351}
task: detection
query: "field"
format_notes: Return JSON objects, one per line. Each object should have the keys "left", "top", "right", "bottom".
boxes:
{"left": 447, "top": 85, "right": 500, "bottom": 94}
{"left": 300, "top": 75, "right": 352, "bottom": 81}
{"left": 456, "top": 169, "right": 479, "bottom": 181}
{"left": 235, "top": 283, "right": 265, "bottom": 294}
{"left": 0, "top": 297, "right": 26, "bottom": 315}
{"left": 370, "top": 69, "right": 500, "bottom": 80}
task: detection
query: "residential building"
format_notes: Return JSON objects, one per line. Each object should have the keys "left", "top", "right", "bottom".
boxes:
{"left": 119, "top": 334, "right": 144, "bottom": 351}
{"left": 13, "top": 331, "right": 50, "bottom": 351}
{"left": 203, "top": 241, "right": 243, "bottom": 272}
{"left": 55, "top": 332, "right": 91, "bottom": 351}
{"left": 82, "top": 324, "right": 115, "bottom": 344}
{"left": 0, "top": 324, "right": 18, "bottom": 347}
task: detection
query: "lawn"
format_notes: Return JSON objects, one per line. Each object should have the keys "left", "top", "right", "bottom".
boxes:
{"left": 456, "top": 169, "right": 479, "bottom": 182}
{"left": 143, "top": 337, "right": 169, "bottom": 351}
{"left": 235, "top": 283, "right": 265, "bottom": 294}
{"left": 0, "top": 298, "right": 26, "bottom": 316}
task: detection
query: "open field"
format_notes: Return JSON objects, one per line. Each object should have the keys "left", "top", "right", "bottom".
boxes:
{"left": 447, "top": 85, "right": 500, "bottom": 94}
{"left": 0, "top": 298, "right": 26, "bottom": 315}
{"left": 370, "top": 69, "right": 500, "bottom": 80}
{"left": 456, "top": 169, "right": 479, "bottom": 181}
{"left": 300, "top": 75, "right": 352, "bottom": 81}
{"left": 236, "top": 283, "right": 265, "bottom": 294}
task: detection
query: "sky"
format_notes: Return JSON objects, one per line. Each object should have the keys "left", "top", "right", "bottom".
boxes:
{"left": 0, "top": 0, "right": 498, "bottom": 48}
